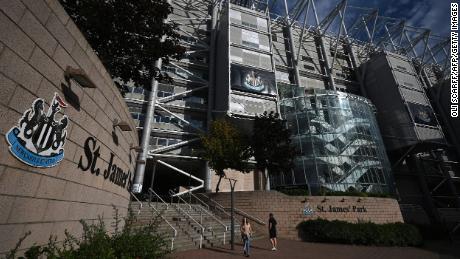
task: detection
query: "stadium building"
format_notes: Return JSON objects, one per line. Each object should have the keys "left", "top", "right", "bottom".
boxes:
{"left": 124, "top": 0, "right": 455, "bottom": 223}
{"left": 0, "top": 0, "right": 455, "bottom": 253}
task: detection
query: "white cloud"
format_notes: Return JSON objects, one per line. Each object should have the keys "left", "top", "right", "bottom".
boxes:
{"left": 409, "top": 0, "right": 449, "bottom": 36}
{"left": 270, "top": 0, "right": 449, "bottom": 36}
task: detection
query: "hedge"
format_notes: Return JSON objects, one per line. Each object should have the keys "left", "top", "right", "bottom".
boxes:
{"left": 297, "top": 219, "right": 423, "bottom": 247}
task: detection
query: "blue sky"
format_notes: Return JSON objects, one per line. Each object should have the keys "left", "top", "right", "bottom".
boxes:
{"left": 270, "top": 0, "right": 451, "bottom": 37}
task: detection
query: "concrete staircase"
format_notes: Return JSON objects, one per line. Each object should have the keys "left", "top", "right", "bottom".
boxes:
{"left": 130, "top": 202, "right": 241, "bottom": 252}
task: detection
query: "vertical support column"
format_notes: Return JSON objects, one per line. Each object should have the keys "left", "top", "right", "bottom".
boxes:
{"left": 412, "top": 155, "right": 440, "bottom": 222}
{"left": 133, "top": 58, "right": 162, "bottom": 193}
{"left": 265, "top": 168, "right": 271, "bottom": 191}
{"left": 311, "top": 0, "right": 336, "bottom": 90}
{"left": 205, "top": 2, "right": 219, "bottom": 193}
{"left": 338, "top": 10, "right": 367, "bottom": 96}
{"left": 283, "top": 0, "right": 301, "bottom": 87}
{"left": 133, "top": 0, "right": 173, "bottom": 193}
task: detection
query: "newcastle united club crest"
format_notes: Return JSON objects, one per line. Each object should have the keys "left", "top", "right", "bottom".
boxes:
{"left": 6, "top": 93, "right": 69, "bottom": 168}
{"left": 303, "top": 203, "right": 314, "bottom": 216}
{"left": 243, "top": 71, "right": 265, "bottom": 92}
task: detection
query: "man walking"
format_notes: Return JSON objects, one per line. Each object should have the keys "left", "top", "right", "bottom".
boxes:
{"left": 241, "top": 217, "right": 253, "bottom": 257}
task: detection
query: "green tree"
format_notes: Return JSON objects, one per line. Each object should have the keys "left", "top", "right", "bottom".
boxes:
{"left": 252, "top": 111, "right": 297, "bottom": 190}
{"left": 200, "top": 120, "right": 251, "bottom": 193}
{"left": 60, "top": 0, "right": 184, "bottom": 88}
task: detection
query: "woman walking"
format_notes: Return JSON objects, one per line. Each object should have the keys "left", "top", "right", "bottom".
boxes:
{"left": 268, "top": 213, "right": 277, "bottom": 251}
{"left": 241, "top": 217, "right": 253, "bottom": 257}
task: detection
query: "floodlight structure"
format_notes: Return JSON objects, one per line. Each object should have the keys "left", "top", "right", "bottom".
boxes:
{"left": 268, "top": 0, "right": 456, "bottom": 222}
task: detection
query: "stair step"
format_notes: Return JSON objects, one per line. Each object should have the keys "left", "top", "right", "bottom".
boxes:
{"left": 129, "top": 199, "right": 263, "bottom": 252}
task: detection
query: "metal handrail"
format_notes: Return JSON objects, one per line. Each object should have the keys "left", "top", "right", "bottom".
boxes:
{"left": 186, "top": 194, "right": 227, "bottom": 229}
{"left": 193, "top": 203, "right": 228, "bottom": 244}
{"left": 197, "top": 193, "right": 231, "bottom": 218}
{"left": 174, "top": 191, "right": 228, "bottom": 244}
{"left": 148, "top": 188, "right": 169, "bottom": 209}
{"left": 231, "top": 207, "right": 266, "bottom": 226}
{"left": 171, "top": 199, "right": 205, "bottom": 248}
{"left": 170, "top": 190, "right": 192, "bottom": 210}
{"left": 186, "top": 192, "right": 210, "bottom": 211}
{"left": 130, "top": 192, "right": 143, "bottom": 215}
{"left": 148, "top": 202, "right": 177, "bottom": 251}
{"left": 200, "top": 194, "right": 266, "bottom": 225}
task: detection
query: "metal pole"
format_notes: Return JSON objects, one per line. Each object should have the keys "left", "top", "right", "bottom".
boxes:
{"left": 149, "top": 160, "right": 158, "bottom": 205}
{"left": 133, "top": 58, "right": 162, "bottom": 193}
{"left": 132, "top": 0, "right": 172, "bottom": 193}
{"left": 228, "top": 178, "right": 237, "bottom": 250}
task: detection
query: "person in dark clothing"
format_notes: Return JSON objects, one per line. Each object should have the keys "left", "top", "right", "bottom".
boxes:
{"left": 268, "top": 213, "right": 277, "bottom": 251}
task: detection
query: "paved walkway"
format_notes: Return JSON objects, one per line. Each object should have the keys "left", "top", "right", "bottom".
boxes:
{"left": 172, "top": 238, "right": 460, "bottom": 259}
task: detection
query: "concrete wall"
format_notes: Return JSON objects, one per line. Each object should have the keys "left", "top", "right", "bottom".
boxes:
{"left": 210, "top": 169, "right": 255, "bottom": 192}
{"left": 0, "top": 0, "right": 138, "bottom": 254}
{"left": 207, "top": 191, "right": 404, "bottom": 240}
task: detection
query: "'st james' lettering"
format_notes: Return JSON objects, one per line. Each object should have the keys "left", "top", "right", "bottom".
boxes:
{"left": 78, "top": 136, "right": 132, "bottom": 190}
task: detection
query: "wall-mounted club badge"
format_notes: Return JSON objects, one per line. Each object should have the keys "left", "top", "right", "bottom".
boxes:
{"left": 243, "top": 71, "right": 265, "bottom": 92}
{"left": 303, "top": 203, "right": 314, "bottom": 216}
{"left": 6, "top": 93, "right": 69, "bottom": 167}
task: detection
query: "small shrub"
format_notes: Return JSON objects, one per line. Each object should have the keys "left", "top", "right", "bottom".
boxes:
{"left": 5, "top": 208, "right": 170, "bottom": 259}
{"left": 297, "top": 219, "right": 423, "bottom": 247}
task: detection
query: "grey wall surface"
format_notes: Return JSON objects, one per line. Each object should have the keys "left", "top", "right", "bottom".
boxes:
{"left": 0, "top": 0, "right": 138, "bottom": 254}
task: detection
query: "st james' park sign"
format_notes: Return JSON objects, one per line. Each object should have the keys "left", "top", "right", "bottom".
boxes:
{"left": 6, "top": 93, "right": 68, "bottom": 168}
{"left": 5, "top": 92, "right": 132, "bottom": 190}
{"left": 78, "top": 136, "right": 132, "bottom": 190}
{"left": 303, "top": 203, "right": 368, "bottom": 216}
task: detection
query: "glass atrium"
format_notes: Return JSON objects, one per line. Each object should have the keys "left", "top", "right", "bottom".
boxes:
{"left": 276, "top": 86, "right": 392, "bottom": 194}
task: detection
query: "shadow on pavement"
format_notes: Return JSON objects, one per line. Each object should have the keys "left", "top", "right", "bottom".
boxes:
{"left": 419, "top": 240, "right": 460, "bottom": 259}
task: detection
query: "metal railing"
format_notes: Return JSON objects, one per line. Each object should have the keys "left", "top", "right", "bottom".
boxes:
{"left": 184, "top": 192, "right": 229, "bottom": 244}
{"left": 169, "top": 190, "right": 204, "bottom": 248}
{"left": 198, "top": 194, "right": 266, "bottom": 226}
{"left": 188, "top": 199, "right": 228, "bottom": 244}
{"left": 170, "top": 190, "right": 192, "bottom": 211}
{"left": 170, "top": 190, "right": 229, "bottom": 245}
{"left": 130, "top": 192, "right": 143, "bottom": 215}
{"left": 197, "top": 193, "right": 231, "bottom": 218}
{"left": 148, "top": 188, "right": 169, "bottom": 210}
{"left": 186, "top": 192, "right": 210, "bottom": 211}
{"left": 148, "top": 202, "right": 177, "bottom": 251}
{"left": 147, "top": 188, "right": 177, "bottom": 250}
{"left": 198, "top": 206, "right": 228, "bottom": 244}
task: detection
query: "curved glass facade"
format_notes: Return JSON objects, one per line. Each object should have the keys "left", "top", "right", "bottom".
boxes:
{"left": 276, "top": 87, "right": 392, "bottom": 194}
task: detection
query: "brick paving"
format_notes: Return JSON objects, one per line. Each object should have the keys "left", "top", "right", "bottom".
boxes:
{"left": 172, "top": 238, "right": 460, "bottom": 259}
